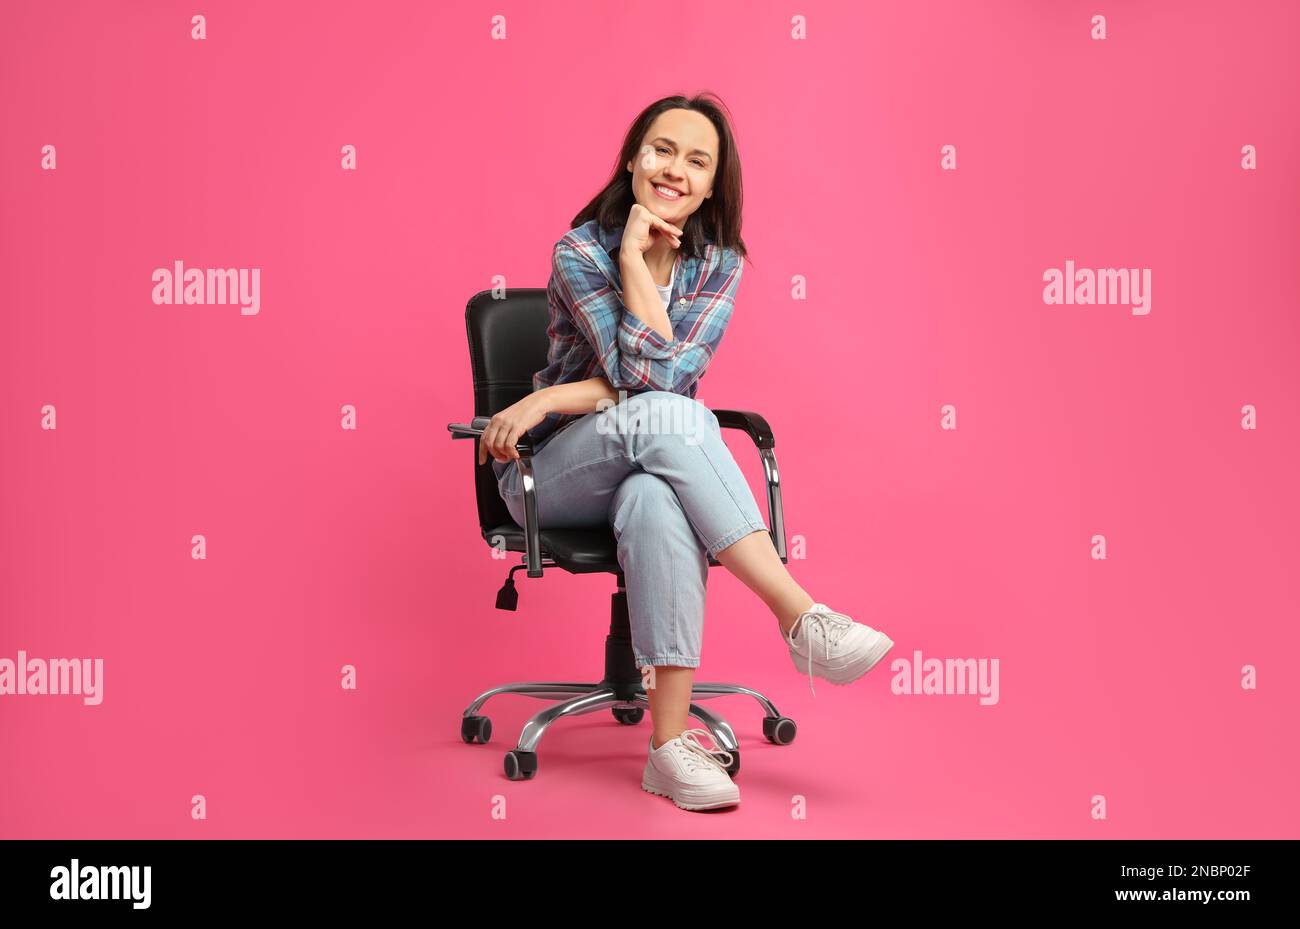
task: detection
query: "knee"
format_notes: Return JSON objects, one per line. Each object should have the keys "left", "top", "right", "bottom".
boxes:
{"left": 634, "top": 390, "right": 708, "bottom": 415}
{"left": 622, "top": 391, "right": 715, "bottom": 443}
{"left": 609, "top": 473, "right": 689, "bottom": 537}
{"left": 635, "top": 390, "right": 683, "bottom": 403}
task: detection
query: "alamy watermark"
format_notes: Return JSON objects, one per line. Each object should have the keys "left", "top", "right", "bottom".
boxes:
{"left": 50, "top": 859, "right": 150, "bottom": 909}
{"left": 151, "top": 260, "right": 261, "bottom": 316}
{"left": 1043, "top": 260, "right": 1151, "bottom": 315}
{"left": 890, "top": 649, "right": 999, "bottom": 705}
{"left": 594, "top": 390, "right": 709, "bottom": 446}
{"left": 0, "top": 650, "right": 104, "bottom": 705}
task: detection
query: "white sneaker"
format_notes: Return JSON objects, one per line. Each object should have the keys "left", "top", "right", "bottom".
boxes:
{"left": 786, "top": 603, "right": 894, "bottom": 695}
{"left": 641, "top": 729, "right": 740, "bottom": 811}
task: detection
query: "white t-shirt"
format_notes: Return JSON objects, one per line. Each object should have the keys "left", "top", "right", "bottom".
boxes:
{"left": 655, "top": 260, "right": 676, "bottom": 311}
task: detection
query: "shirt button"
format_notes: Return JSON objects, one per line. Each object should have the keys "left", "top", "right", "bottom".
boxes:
{"left": 678, "top": 297, "right": 688, "bottom": 306}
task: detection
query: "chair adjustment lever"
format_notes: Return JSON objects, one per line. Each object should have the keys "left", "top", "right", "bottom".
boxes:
{"left": 495, "top": 565, "right": 527, "bottom": 611}
{"left": 494, "top": 558, "right": 559, "bottom": 611}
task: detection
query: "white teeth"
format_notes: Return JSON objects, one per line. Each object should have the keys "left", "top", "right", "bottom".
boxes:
{"left": 654, "top": 184, "right": 681, "bottom": 198}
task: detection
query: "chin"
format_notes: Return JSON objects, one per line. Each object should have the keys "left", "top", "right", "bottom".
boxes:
{"left": 639, "top": 186, "right": 678, "bottom": 214}
{"left": 648, "top": 200, "right": 682, "bottom": 221}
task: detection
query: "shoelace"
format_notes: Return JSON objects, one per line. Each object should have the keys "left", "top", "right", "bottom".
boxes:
{"left": 790, "top": 606, "right": 854, "bottom": 697}
{"left": 675, "top": 729, "right": 733, "bottom": 775}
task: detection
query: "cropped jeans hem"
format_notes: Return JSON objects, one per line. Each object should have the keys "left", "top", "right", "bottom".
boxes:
{"left": 635, "top": 654, "right": 702, "bottom": 669}
{"left": 706, "top": 521, "right": 770, "bottom": 560}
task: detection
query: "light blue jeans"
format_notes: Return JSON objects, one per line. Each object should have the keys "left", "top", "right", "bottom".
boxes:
{"left": 491, "top": 390, "right": 769, "bottom": 669}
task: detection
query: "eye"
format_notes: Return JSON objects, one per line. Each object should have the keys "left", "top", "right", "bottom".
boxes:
{"left": 656, "top": 146, "right": 670, "bottom": 155}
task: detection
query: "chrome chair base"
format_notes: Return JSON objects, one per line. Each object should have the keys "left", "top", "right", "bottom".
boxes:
{"left": 461, "top": 679, "right": 798, "bottom": 781}
{"left": 458, "top": 581, "right": 799, "bottom": 781}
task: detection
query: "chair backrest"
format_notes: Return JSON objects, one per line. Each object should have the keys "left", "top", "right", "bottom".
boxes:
{"left": 463, "top": 287, "right": 552, "bottom": 534}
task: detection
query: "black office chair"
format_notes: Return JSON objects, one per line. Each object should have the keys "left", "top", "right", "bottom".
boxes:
{"left": 448, "top": 288, "right": 798, "bottom": 781}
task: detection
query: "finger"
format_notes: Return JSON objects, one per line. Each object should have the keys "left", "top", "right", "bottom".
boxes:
{"left": 652, "top": 224, "right": 681, "bottom": 248}
{"left": 490, "top": 423, "right": 510, "bottom": 462}
{"left": 484, "top": 423, "right": 502, "bottom": 463}
{"left": 478, "top": 434, "right": 487, "bottom": 465}
{"left": 504, "top": 426, "right": 522, "bottom": 459}
{"left": 653, "top": 215, "right": 682, "bottom": 236}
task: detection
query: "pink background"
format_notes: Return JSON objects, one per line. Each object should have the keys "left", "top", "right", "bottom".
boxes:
{"left": 2, "top": 0, "right": 1297, "bottom": 838}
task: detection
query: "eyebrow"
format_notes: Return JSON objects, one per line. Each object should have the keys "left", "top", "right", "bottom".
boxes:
{"left": 650, "top": 137, "right": 714, "bottom": 162}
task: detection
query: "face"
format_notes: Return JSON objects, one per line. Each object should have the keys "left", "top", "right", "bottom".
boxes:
{"left": 626, "top": 108, "right": 719, "bottom": 226}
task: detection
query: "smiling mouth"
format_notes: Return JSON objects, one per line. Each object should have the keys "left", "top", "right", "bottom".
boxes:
{"left": 652, "top": 183, "right": 684, "bottom": 200}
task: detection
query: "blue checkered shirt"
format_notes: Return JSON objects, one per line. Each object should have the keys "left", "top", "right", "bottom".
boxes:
{"left": 527, "top": 218, "right": 744, "bottom": 447}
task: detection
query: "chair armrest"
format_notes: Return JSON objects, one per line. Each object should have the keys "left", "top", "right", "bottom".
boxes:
{"left": 711, "top": 409, "right": 774, "bottom": 450}
{"left": 446, "top": 416, "right": 542, "bottom": 576}
{"left": 709, "top": 408, "right": 787, "bottom": 561}
{"left": 447, "top": 417, "right": 535, "bottom": 457}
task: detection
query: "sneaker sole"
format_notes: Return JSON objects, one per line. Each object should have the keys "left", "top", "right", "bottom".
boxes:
{"left": 797, "top": 631, "right": 896, "bottom": 686}
{"left": 642, "top": 770, "right": 740, "bottom": 811}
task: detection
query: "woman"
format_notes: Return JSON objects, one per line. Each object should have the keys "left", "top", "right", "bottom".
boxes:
{"left": 479, "top": 93, "right": 894, "bottom": 812}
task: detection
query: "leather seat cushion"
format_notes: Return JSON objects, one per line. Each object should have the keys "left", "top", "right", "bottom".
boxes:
{"left": 482, "top": 524, "right": 620, "bottom": 574}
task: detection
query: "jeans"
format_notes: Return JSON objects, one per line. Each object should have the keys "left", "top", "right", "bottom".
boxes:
{"left": 491, "top": 390, "right": 769, "bottom": 669}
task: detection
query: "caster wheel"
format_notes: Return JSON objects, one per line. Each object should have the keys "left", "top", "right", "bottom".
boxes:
{"left": 612, "top": 707, "right": 645, "bottom": 725}
{"left": 763, "top": 716, "right": 797, "bottom": 745}
{"left": 461, "top": 716, "right": 492, "bottom": 744}
{"left": 504, "top": 750, "right": 538, "bottom": 781}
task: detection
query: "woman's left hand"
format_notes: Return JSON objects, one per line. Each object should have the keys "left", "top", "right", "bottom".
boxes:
{"left": 479, "top": 394, "right": 549, "bottom": 464}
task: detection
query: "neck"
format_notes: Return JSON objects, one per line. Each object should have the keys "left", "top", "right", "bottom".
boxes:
{"left": 644, "top": 238, "right": 677, "bottom": 280}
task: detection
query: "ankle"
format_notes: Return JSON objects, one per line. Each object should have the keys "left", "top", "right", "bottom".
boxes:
{"left": 651, "top": 730, "right": 684, "bottom": 750}
{"left": 776, "top": 595, "right": 816, "bottom": 636}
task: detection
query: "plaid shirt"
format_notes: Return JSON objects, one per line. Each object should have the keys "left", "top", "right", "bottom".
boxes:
{"left": 527, "top": 218, "right": 744, "bottom": 446}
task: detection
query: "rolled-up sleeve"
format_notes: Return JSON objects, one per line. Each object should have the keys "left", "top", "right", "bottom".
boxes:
{"left": 551, "top": 242, "right": 742, "bottom": 394}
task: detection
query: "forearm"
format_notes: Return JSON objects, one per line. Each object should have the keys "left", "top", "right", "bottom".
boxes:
{"left": 532, "top": 375, "right": 620, "bottom": 416}
{"left": 481, "top": 376, "right": 619, "bottom": 464}
{"left": 619, "top": 252, "right": 675, "bottom": 341}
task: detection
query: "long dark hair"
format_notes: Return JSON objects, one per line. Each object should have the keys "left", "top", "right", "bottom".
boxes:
{"left": 570, "top": 92, "right": 749, "bottom": 264}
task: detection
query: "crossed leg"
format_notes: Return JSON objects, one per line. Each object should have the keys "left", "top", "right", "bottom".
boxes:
{"left": 498, "top": 391, "right": 816, "bottom": 747}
